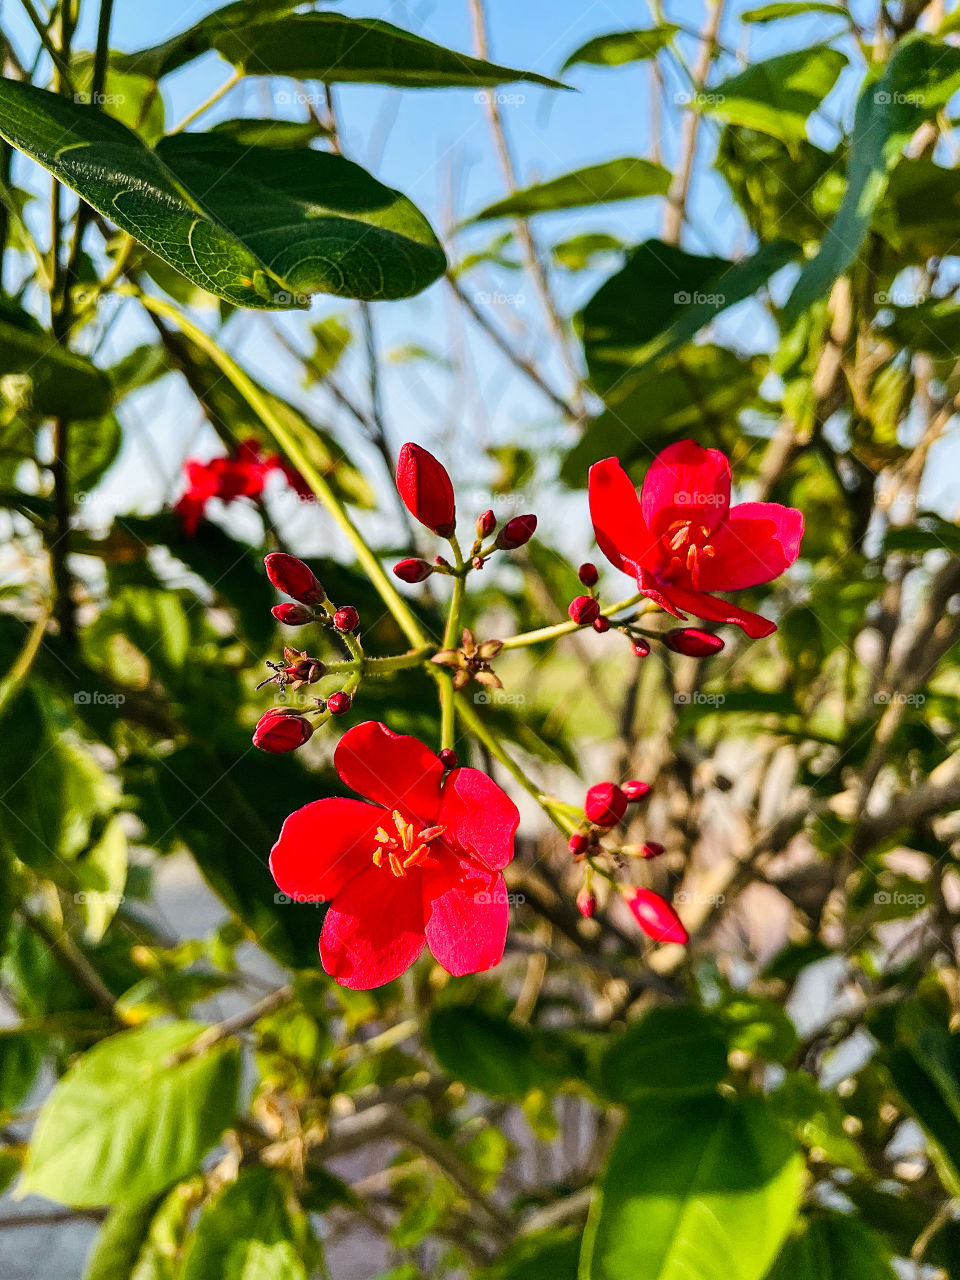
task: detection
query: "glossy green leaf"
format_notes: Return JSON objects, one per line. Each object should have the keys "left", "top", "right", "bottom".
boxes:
{"left": 598, "top": 1006, "right": 728, "bottom": 1103}
{"left": 562, "top": 26, "right": 679, "bottom": 70}
{"left": 716, "top": 127, "right": 841, "bottom": 246}
{"left": 580, "top": 1095, "right": 804, "bottom": 1280}
{"left": 742, "top": 3, "right": 851, "bottom": 23}
{"left": 111, "top": 0, "right": 302, "bottom": 79}
{"left": 207, "top": 117, "right": 331, "bottom": 148}
{"left": 469, "top": 157, "right": 670, "bottom": 221}
{"left": 429, "top": 1005, "right": 581, "bottom": 1098}
{"left": 579, "top": 239, "right": 797, "bottom": 397}
{"left": 20, "top": 1021, "right": 240, "bottom": 1206}
{"left": 699, "top": 48, "right": 847, "bottom": 149}
{"left": 182, "top": 1168, "right": 310, "bottom": 1280}
{"left": 212, "top": 14, "right": 565, "bottom": 89}
{"left": 786, "top": 36, "right": 960, "bottom": 321}
{"left": 72, "top": 52, "right": 165, "bottom": 144}
{"left": 0, "top": 80, "right": 447, "bottom": 307}
{"left": 0, "top": 303, "right": 113, "bottom": 420}
{"left": 767, "top": 1213, "right": 897, "bottom": 1280}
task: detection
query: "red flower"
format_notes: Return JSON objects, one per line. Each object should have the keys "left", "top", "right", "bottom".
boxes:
{"left": 589, "top": 441, "right": 804, "bottom": 639}
{"left": 395, "top": 443, "right": 456, "bottom": 537}
{"left": 270, "top": 721, "right": 520, "bottom": 989}
{"left": 174, "top": 440, "right": 313, "bottom": 534}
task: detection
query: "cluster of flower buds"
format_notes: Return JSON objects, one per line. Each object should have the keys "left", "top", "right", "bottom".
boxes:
{"left": 391, "top": 443, "right": 537, "bottom": 581}
{"left": 431, "top": 628, "right": 503, "bottom": 692}
{"left": 626, "top": 623, "right": 724, "bottom": 660}
{"left": 253, "top": 553, "right": 359, "bottom": 752}
{"left": 569, "top": 778, "right": 651, "bottom": 857}
{"left": 567, "top": 562, "right": 611, "bottom": 634}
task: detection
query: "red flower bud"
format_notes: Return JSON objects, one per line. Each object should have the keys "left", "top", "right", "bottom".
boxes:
{"left": 663, "top": 628, "right": 724, "bottom": 658}
{"left": 576, "top": 887, "right": 597, "bottom": 919}
{"left": 624, "top": 887, "right": 688, "bottom": 945}
{"left": 623, "top": 780, "right": 650, "bottom": 803}
{"left": 393, "top": 557, "right": 433, "bottom": 583}
{"left": 568, "top": 832, "right": 591, "bottom": 859}
{"left": 593, "top": 615, "right": 610, "bottom": 633}
{"left": 569, "top": 595, "right": 600, "bottom": 626}
{"left": 272, "top": 603, "right": 314, "bottom": 626}
{"left": 585, "top": 782, "right": 628, "bottom": 829}
{"left": 578, "top": 562, "right": 599, "bottom": 587}
{"left": 253, "top": 708, "right": 313, "bottom": 753}
{"left": 641, "top": 841, "right": 665, "bottom": 860}
{"left": 496, "top": 514, "right": 537, "bottom": 550}
{"left": 326, "top": 691, "right": 352, "bottom": 716}
{"left": 477, "top": 509, "right": 496, "bottom": 538}
{"left": 632, "top": 639, "right": 651, "bottom": 658}
{"left": 439, "top": 748, "right": 458, "bottom": 771}
{"left": 265, "top": 553, "right": 324, "bottom": 605}
{"left": 395, "top": 442, "right": 456, "bottom": 537}
{"left": 472, "top": 556, "right": 484, "bottom": 570}
{"left": 334, "top": 606, "right": 359, "bottom": 633}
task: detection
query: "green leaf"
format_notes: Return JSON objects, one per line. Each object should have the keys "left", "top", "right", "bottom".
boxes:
{"left": 20, "top": 1021, "right": 240, "bottom": 1207}
{"left": 0, "top": 81, "right": 447, "bottom": 308}
{"left": 580, "top": 1095, "right": 804, "bottom": 1280}
{"left": 551, "top": 232, "right": 625, "bottom": 271}
{"left": 716, "top": 127, "right": 842, "bottom": 246}
{"left": 884, "top": 511, "right": 960, "bottom": 557}
{"left": 767, "top": 1213, "right": 897, "bottom": 1280}
{"left": 469, "top": 157, "right": 670, "bottom": 221}
{"left": 72, "top": 52, "right": 165, "bottom": 144}
{"left": 212, "top": 14, "right": 565, "bottom": 89}
{"left": 0, "top": 304, "right": 113, "bottom": 419}
{"left": 75, "top": 814, "right": 128, "bottom": 944}
{"left": 72, "top": 414, "right": 122, "bottom": 493}
{"left": 208, "top": 117, "right": 331, "bottom": 148}
{"left": 429, "top": 1005, "right": 581, "bottom": 1099}
{"left": 562, "top": 26, "right": 679, "bottom": 70}
{"left": 0, "top": 1030, "right": 44, "bottom": 1109}
{"left": 181, "top": 1168, "right": 310, "bottom": 1280}
{"left": 742, "top": 3, "right": 851, "bottom": 23}
{"left": 786, "top": 36, "right": 960, "bottom": 322}
{"left": 699, "top": 48, "right": 847, "bottom": 150}
{"left": 83, "top": 1198, "right": 163, "bottom": 1280}
{"left": 480, "top": 1227, "right": 581, "bottom": 1280}
{"left": 579, "top": 239, "right": 797, "bottom": 398}
{"left": 874, "top": 157, "right": 960, "bottom": 260}
{"left": 598, "top": 1006, "right": 728, "bottom": 1103}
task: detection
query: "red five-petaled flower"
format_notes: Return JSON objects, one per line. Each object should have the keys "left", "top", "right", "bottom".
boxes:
{"left": 395, "top": 443, "right": 456, "bottom": 538}
{"left": 270, "top": 722, "right": 519, "bottom": 989}
{"left": 589, "top": 441, "right": 804, "bottom": 639}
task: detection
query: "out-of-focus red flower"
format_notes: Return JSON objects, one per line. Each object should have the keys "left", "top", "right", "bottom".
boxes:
{"left": 253, "top": 708, "right": 314, "bottom": 753}
{"left": 624, "top": 887, "right": 688, "bottom": 945}
{"left": 585, "top": 782, "right": 628, "bottom": 828}
{"left": 270, "top": 721, "right": 520, "bottom": 989}
{"left": 174, "top": 439, "right": 313, "bottom": 533}
{"left": 589, "top": 441, "right": 804, "bottom": 639}
{"left": 395, "top": 443, "right": 456, "bottom": 537}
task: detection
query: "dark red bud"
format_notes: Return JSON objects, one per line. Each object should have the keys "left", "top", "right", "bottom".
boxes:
{"left": 568, "top": 832, "right": 592, "bottom": 859}
{"left": 472, "top": 556, "right": 484, "bottom": 570}
{"left": 476, "top": 509, "right": 496, "bottom": 538}
{"left": 395, "top": 442, "right": 456, "bottom": 537}
{"left": 641, "top": 841, "right": 665, "bottom": 860}
{"left": 333, "top": 606, "right": 359, "bottom": 633}
{"left": 625, "top": 888, "right": 688, "bottom": 945}
{"left": 393, "top": 557, "right": 433, "bottom": 583}
{"left": 326, "top": 691, "right": 352, "bottom": 716}
{"left": 623, "top": 780, "right": 651, "bottom": 803}
{"left": 663, "top": 627, "right": 724, "bottom": 658}
{"left": 264, "top": 553, "right": 324, "bottom": 605}
{"left": 568, "top": 595, "right": 601, "bottom": 626}
{"left": 585, "top": 782, "right": 628, "bottom": 828}
{"left": 576, "top": 887, "right": 597, "bottom": 919}
{"left": 283, "top": 657, "right": 325, "bottom": 684}
{"left": 632, "top": 639, "right": 651, "bottom": 658}
{"left": 578, "top": 562, "right": 599, "bottom": 587}
{"left": 253, "top": 708, "right": 313, "bottom": 753}
{"left": 593, "top": 615, "right": 610, "bottom": 633}
{"left": 439, "top": 748, "right": 458, "bottom": 771}
{"left": 272, "top": 603, "right": 313, "bottom": 626}
{"left": 496, "top": 514, "right": 537, "bottom": 550}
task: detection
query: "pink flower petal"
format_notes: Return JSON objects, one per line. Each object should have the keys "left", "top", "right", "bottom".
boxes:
{"left": 270, "top": 797, "right": 382, "bottom": 902}
{"left": 699, "top": 502, "right": 804, "bottom": 591}
{"left": 640, "top": 440, "right": 730, "bottom": 536}
{"left": 437, "top": 767, "right": 519, "bottom": 871}
{"left": 588, "top": 457, "right": 654, "bottom": 575}
{"left": 423, "top": 860, "right": 509, "bottom": 976}
{"left": 320, "top": 862, "right": 426, "bottom": 989}
{"left": 335, "top": 721, "right": 445, "bottom": 824}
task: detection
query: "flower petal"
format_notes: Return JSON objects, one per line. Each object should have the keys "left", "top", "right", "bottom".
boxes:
{"left": 699, "top": 502, "right": 805, "bottom": 591}
{"left": 423, "top": 860, "right": 509, "bottom": 977}
{"left": 334, "top": 721, "right": 445, "bottom": 824}
{"left": 320, "top": 862, "right": 426, "bottom": 989}
{"left": 637, "top": 567, "right": 688, "bottom": 621}
{"left": 438, "top": 767, "right": 519, "bottom": 871}
{"left": 653, "top": 582, "right": 777, "bottom": 639}
{"left": 588, "top": 457, "right": 654, "bottom": 575}
{"left": 640, "top": 440, "right": 730, "bottom": 536}
{"left": 270, "top": 797, "right": 382, "bottom": 902}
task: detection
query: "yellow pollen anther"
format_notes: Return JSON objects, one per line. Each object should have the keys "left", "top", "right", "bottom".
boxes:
{"left": 371, "top": 812, "right": 446, "bottom": 878}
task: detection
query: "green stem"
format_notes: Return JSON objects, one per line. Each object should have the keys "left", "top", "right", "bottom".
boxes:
{"left": 0, "top": 606, "right": 50, "bottom": 719}
{"left": 500, "top": 592, "right": 649, "bottom": 650}
{"left": 323, "top": 648, "right": 432, "bottom": 677}
{"left": 129, "top": 290, "right": 428, "bottom": 649}
{"left": 438, "top": 535, "right": 467, "bottom": 752}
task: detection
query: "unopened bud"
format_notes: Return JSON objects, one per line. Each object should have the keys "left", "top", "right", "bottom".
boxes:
{"left": 576, "top": 887, "right": 597, "bottom": 919}
{"left": 593, "top": 615, "right": 610, "bottom": 633}
{"left": 624, "top": 887, "right": 688, "bottom": 945}
{"left": 496, "top": 514, "right": 537, "bottom": 550}
{"left": 395, "top": 442, "right": 456, "bottom": 537}
{"left": 472, "top": 556, "right": 484, "bottom": 570}
{"left": 632, "top": 638, "right": 651, "bottom": 658}
{"left": 439, "top": 748, "right": 458, "bottom": 771}
{"left": 326, "top": 691, "right": 352, "bottom": 716}
{"left": 253, "top": 708, "right": 313, "bottom": 753}
{"left": 623, "top": 780, "right": 650, "bottom": 803}
{"left": 333, "top": 606, "right": 359, "bottom": 633}
{"left": 272, "top": 603, "right": 313, "bottom": 626}
{"left": 476, "top": 509, "right": 496, "bottom": 538}
{"left": 569, "top": 595, "right": 601, "bottom": 625}
{"left": 585, "top": 781, "right": 628, "bottom": 829}
{"left": 641, "top": 841, "right": 664, "bottom": 860}
{"left": 393, "top": 557, "right": 433, "bottom": 583}
{"left": 578, "top": 562, "right": 599, "bottom": 587}
{"left": 663, "top": 628, "right": 724, "bottom": 658}
{"left": 264, "top": 553, "right": 324, "bottom": 605}
{"left": 568, "top": 832, "right": 591, "bottom": 859}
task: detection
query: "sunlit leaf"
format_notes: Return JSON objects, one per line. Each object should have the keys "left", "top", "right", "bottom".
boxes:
{"left": 469, "top": 157, "right": 670, "bottom": 221}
